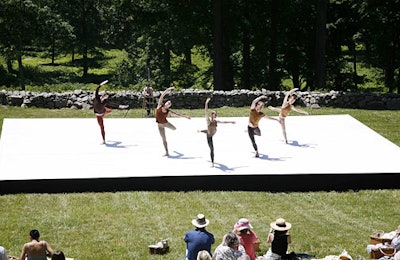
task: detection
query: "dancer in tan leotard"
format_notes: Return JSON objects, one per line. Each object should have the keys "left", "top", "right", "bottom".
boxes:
{"left": 199, "top": 97, "right": 235, "bottom": 167}
{"left": 248, "top": 95, "right": 278, "bottom": 157}
{"left": 268, "top": 88, "right": 309, "bottom": 143}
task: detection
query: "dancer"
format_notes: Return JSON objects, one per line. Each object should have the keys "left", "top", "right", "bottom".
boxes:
{"left": 248, "top": 95, "right": 278, "bottom": 157}
{"left": 156, "top": 87, "right": 191, "bottom": 156}
{"left": 268, "top": 88, "right": 309, "bottom": 143}
{"left": 199, "top": 97, "right": 235, "bottom": 167}
{"left": 93, "top": 80, "right": 129, "bottom": 144}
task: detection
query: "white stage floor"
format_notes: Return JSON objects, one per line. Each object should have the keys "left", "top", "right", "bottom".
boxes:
{"left": 0, "top": 115, "right": 399, "bottom": 184}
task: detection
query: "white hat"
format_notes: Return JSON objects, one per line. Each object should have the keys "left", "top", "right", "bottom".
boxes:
{"left": 192, "top": 214, "right": 210, "bottom": 228}
{"left": 234, "top": 218, "right": 253, "bottom": 232}
{"left": 270, "top": 218, "right": 291, "bottom": 231}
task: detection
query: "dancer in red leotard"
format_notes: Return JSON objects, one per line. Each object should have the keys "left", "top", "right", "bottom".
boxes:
{"left": 93, "top": 80, "right": 129, "bottom": 144}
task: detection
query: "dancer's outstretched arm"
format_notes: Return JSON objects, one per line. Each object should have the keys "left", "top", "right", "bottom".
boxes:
{"left": 217, "top": 119, "right": 236, "bottom": 124}
{"left": 251, "top": 95, "right": 267, "bottom": 109}
{"left": 157, "top": 87, "right": 174, "bottom": 109}
{"left": 95, "top": 80, "right": 109, "bottom": 97}
{"left": 169, "top": 110, "right": 191, "bottom": 119}
{"left": 204, "top": 97, "right": 211, "bottom": 121}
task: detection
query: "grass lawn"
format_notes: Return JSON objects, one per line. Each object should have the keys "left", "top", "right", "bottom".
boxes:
{"left": 0, "top": 106, "right": 399, "bottom": 259}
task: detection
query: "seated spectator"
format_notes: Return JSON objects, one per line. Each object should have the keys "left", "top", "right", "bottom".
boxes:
{"left": 213, "top": 232, "right": 249, "bottom": 260}
{"left": 367, "top": 224, "right": 400, "bottom": 254}
{"left": 233, "top": 218, "right": 260, "bottom": 260}
{"left": 0, "top": 245, "right": 7, "bottom": 260}
{"left": 261, "top": 218, "right": 295, "bottom": 260}
{"left": 20, "top": 229, "right": 55, "bottom": 260}
{"left": 184, "top": 214, "right": 215, "bottom": 260}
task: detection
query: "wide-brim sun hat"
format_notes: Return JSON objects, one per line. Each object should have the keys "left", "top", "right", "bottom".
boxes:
{"left": 192, "top": 214, "right": 210, "bottom": 228}
{"left": 234, "top": 218, "right": 253, "bottom": 231}
{"left": 270, "top": 218, "right": 291, "bottom": 231}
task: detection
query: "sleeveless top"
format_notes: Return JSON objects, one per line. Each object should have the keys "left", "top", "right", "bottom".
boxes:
{"left": 207, "top": 118, "right": 218, "bottom": 136}
{"left": 271, "top": 233, "right": 289, "bottom": 256}
{"left": 280, "top": 104, "right": 292, "bottom": 118}
{"left": 249, "top": 109, "right": 265, "bottom": 127}
{"left": 156, "top": 107, "right": 169, "bottom": 124}
{"left": 27, "top": 241, "right": 47, "bottom": 260}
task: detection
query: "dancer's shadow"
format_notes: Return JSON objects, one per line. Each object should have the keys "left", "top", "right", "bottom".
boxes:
{"left": 287, "top": 140, "right": 315, "bottom": 148}
{"left": 214, "top": 162, "right": 248, "bottom": 173}
{"left": 257, "top": 153, "right": 286, "bottom": 162}
{"left": 105, "top": 140, "right": 137, "bottom": 148}
{"left": 168, "top": 150, "right": 200, "bottom": 160}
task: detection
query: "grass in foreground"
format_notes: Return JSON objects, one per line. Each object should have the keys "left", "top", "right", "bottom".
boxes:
{"left": 0, "top": 190, "right": 399, "bottom": 259}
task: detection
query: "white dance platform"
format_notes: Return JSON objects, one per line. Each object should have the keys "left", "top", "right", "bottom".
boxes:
{"left": 0, "top": 115, "right": 399, "bottom": 193}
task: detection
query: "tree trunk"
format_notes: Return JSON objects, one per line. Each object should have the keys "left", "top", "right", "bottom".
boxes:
{"left": 51, "top": 36, "right": 55, "bottom": 65}
{"left": 17, "top": 54, "right": 25, "bottom": 90}
{"left": 314, "top": 0, "right": 327, "bottom": 90}
{"left": 213, "top": 0, "right": 223, "bottom": 90}
{"left": 385, "top": 45, "right": 395, "bottom": 93}
{"left": 242, "top": 2, "right": 251, "bottom": 89}
{"left": 268, "top": 0, "right": 279, "bottom": 90}
{"left": 82, "top": 45, "right": 88, "bottom": 80}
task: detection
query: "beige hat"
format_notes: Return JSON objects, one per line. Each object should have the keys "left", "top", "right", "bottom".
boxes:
{"left": 192, "top": 214, "right": 210, "bottom": 228}
{"left": 270, "top": 218, "right": 291, "bottom": 231}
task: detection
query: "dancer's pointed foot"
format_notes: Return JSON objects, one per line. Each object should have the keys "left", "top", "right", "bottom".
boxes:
{"left": 255, "top": 151, "right": 259, "bottom": 158}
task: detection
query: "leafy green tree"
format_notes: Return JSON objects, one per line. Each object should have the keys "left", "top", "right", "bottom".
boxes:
{"left": 0, "top": 0, "right": 41, "bottom": 89}
{"left": 36, "top": 4, "right": 75, "bottom": 65}
{"left": 357, "top": 0, "right": 400, "bottom": 93}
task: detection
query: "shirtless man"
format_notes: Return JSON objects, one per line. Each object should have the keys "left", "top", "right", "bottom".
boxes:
{"left": 20, "top": 230, "right": 54, "bottom": 260}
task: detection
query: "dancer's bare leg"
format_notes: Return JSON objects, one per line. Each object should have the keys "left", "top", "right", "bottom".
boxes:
{"left": 96, "top": 115, "right": 106, "bottom": 144}
{"left": 268, "top": 106, "right": 281, "bottom": 113}
{"left": 279, "top": 117, "right": 288, "bottom": 143}
{"left": 104, "top": 107, "right": 112, "bottom": 116}
{"left": 158, "top": 124, "right": 169, "bottom": 156}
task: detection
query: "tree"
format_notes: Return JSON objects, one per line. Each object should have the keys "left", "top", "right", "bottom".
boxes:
{"left": 315, "top": 0, "right": 327, "bottom": 90}
{"left": 0, "top": 0, "right": 41, "bottom": 89}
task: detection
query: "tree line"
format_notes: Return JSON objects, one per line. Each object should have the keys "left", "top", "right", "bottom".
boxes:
{"left": 0, "top": 0, "right": 399, "bottom": 93}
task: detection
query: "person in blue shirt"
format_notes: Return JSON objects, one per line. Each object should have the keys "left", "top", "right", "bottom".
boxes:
{"left": 184, "top": 214, "right": 215, "bottom": 260}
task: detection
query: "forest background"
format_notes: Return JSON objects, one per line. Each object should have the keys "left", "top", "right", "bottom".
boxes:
{"left": 1, "top": 0, "right": 400, "bottom": 94}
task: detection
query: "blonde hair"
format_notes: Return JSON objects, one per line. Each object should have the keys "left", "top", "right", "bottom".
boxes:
{"left": 197, "top": 250, "right": 212, "bottom": 260}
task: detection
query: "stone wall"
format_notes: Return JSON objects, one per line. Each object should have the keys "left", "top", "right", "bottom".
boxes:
{"left": 1, "top": 89, "right": 400, "bottom": 110}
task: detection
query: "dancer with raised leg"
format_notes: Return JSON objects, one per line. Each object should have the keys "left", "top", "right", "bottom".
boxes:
{"left": 268, "top": 88, "right": 309, "bottom": 144}
{"left": 93, "top": 80, "right": 129, "bottom": 144}
{"left": 156, "top": 87, "right": 191, "bottom": 156}
{"left": 199, "top": 97, "right": 235, "bottom": 167}
{"left": 248, "top": 95, "right": 278, "bottom": 158}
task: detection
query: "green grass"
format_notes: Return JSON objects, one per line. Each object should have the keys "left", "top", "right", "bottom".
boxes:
{"left": 0, "top": 107, "right": 399, "bottom": 259}
{"left": 1, "top": 190, "right": 399, "bottom": 259}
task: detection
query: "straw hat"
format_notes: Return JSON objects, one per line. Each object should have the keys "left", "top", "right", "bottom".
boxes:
{"left": 270, "top": 218, "right": 291, "bottom": 231}
{"left": 192, "top": 214, "right": 210, "bottom": 228}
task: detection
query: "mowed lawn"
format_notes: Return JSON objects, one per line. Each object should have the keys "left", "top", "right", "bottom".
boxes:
{"left": 0, "top": 106, "right": 399, "bottom": 259}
